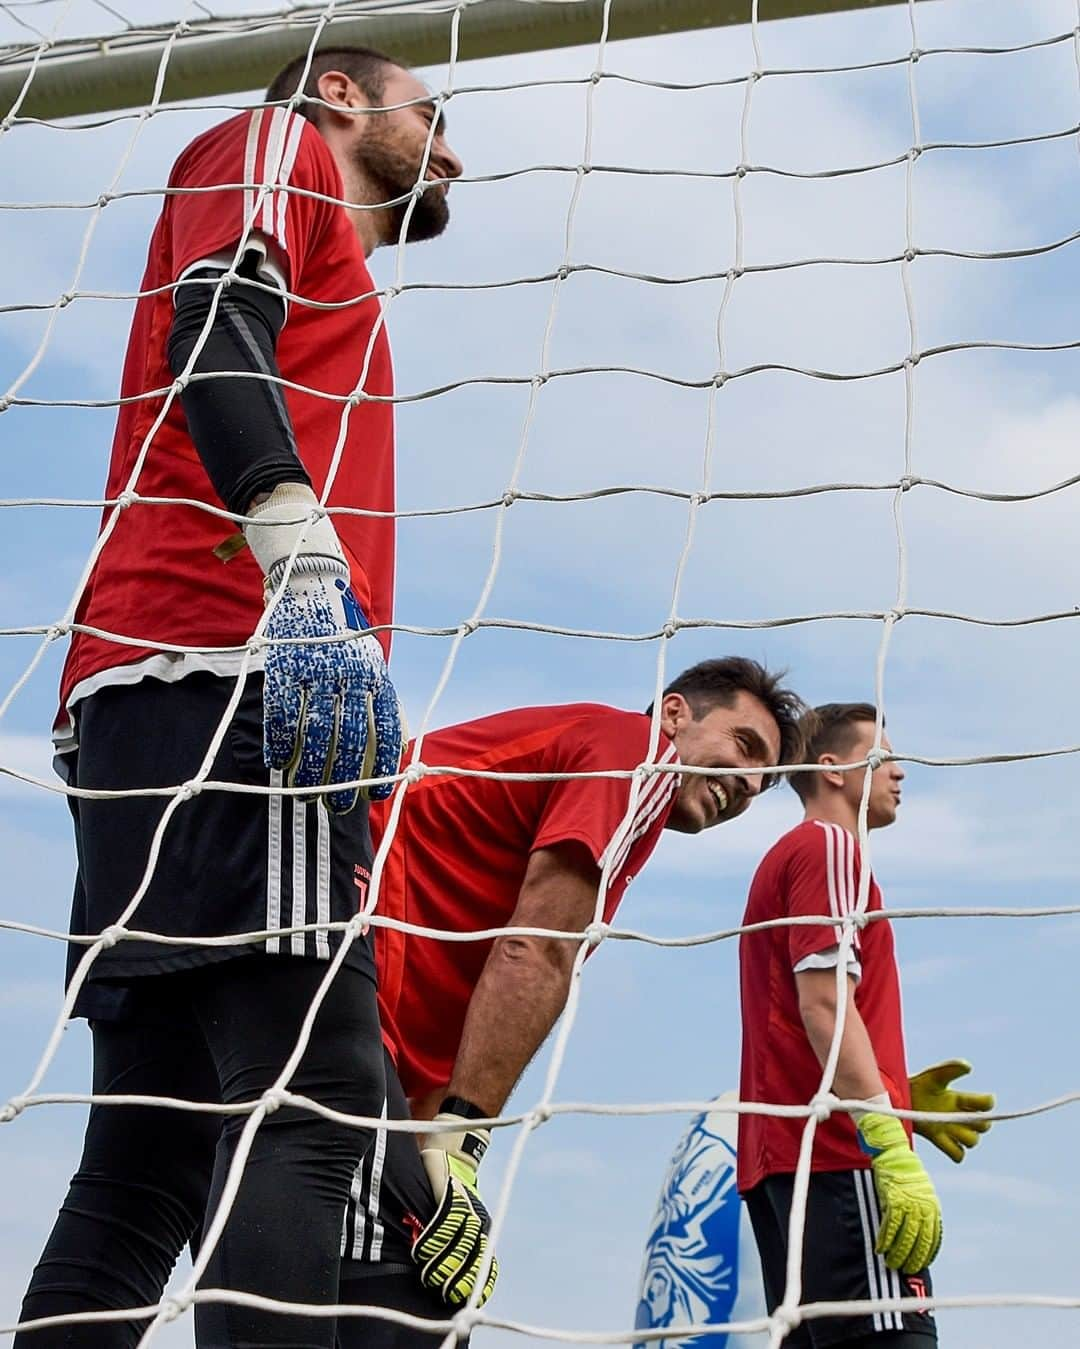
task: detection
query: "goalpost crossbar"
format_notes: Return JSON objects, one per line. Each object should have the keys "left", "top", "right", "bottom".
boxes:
{"left": 0, "top": 0, "right": 936, "bottom": 122}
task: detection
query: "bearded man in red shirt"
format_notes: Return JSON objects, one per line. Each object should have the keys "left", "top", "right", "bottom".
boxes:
{"left": 19, "top": 46, "right": 462, "bottom": 1349}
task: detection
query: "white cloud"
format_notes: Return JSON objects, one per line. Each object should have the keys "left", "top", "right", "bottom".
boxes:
{"left": 935, "top": 1167, "right": 1066, "bottom": 1210}
{"left": 0, "top": 733, "right": 59, "bottom": 798}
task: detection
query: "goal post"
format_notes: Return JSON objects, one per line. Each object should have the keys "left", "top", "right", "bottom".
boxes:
{"left": 0, "top": 0, "right": 937, "bottom": 122}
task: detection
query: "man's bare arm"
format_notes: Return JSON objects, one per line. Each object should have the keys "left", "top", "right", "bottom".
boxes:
{"left": 444, "top": 842, "right": 600, "bottom": 1117}
{"left": 796, "top": 965, "right": 887, "bottom": 1104}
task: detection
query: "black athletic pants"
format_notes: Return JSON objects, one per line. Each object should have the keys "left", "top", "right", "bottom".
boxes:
{"left": 16, "top": 957, "right": 384, "bottom": 1348}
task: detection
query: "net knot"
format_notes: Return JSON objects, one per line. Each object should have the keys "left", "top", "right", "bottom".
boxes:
{"left": 661, "top": 619, "right": 678, "bottom": 639}
{"left": 903, "top": 248, "right": 917, "bottom": 264}
{"left": 458, "top": 618, "right": 479, "bottom": 637}
{"left": 116, "top": 490, "right": 136, "bottom": 509}
{"left": 809, "top": 1092, "right": 834, "bottom": 1122}
{"left": 99, "top": 924, "right": 126, "bottom": 949}
{"left": 501, "top": 490, "right": 517, "bottom": 508}
{"left": 97, "top": 193, "right": 111, "bottom": 209}
{"left": 772, "top": 1304, "right": 802, "bottom": 1335}
{"left": 690, "top": 490, "right": 708, "bottom": 507}
{"left": 452, "top": 1306, "right": 481, "bottom": 1338}
{"left": 160, "top": 1296, "right": 186, "bottom": 1323}
{"left": 46, "top": 622, "right": 71, "bottom": 641}
{"left": 528, "top": 1104, "right": 552, "bottom": 1128}
{"left": 0, "top": 1096, "right": 26, "bottom": 1122}
{"left": 58, "top": 291, "right": 74, "bottom": 309}
{"left": 405, "top": 760, "right": 426, "bottom": 784}
{"left": 584, "top": 920, "right": 608, "bottom": 947}
{"left": 909, "top": 145, "right": 923, "bottom": 161}
{"left": 735, "top": 163, "right": 749, "bottom": 178}
{"left": 0, "top": 396, "right": 10, "bottom": 414}
{"left": 909, "top": 47, "right": 923, "bottom": 63}
{"left": 178, "top": 779, "right": 201, "bottom": 801}
{"left": 246, "top": 634, "right": 266, "bottom": 653}
{"left": 262, "top": 1087, "right": 287, "bottom": 1115}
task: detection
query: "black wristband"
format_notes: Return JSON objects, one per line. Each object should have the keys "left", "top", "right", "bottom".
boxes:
{"left": 439, "top": 1095, "right": 488, "bottom": 1121}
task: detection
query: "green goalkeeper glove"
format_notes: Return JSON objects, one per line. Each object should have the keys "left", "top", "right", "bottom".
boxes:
{"left": 909, "top": 1059, "right": 994, "bottom": 1164}
{"left": 856, "top": 1112, "right": 943, "bottom": 1274}
{"left": 413, "top": 1114, "right": 499, "bottom": 1308}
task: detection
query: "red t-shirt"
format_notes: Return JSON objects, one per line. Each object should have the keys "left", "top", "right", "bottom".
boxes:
{"left": 371, "top": 704, "right": 680, "bottom": 1101}
{"left": 737, "top": 819, "right": 911, "bottom": 1192}
{"left": 58, "top": 106, "right": 395, "bottom": 727}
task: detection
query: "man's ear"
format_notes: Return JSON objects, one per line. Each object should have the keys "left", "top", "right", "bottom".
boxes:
{"left": 315, "top": 71, "right": 365, "bottom": 124}
{"left": 817, "top": 754, "right": 846, "bottom": 791}
{"left": 658, "top": 691, "right": 691, "bottom": 741}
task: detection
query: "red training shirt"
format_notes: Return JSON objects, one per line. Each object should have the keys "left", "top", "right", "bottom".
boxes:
{"left": 737, "top": 819, "right": 911, "bottom": 1192}
{"left": 58, "top": 106, "right": 395, "bottom": 734}
{"left": 371, "top": 704, "right": 681, "bottom": 1101}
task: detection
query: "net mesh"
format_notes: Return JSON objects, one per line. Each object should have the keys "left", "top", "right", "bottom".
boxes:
{"left": 1, "top": 0, "right": 1078, "bottom": 1344}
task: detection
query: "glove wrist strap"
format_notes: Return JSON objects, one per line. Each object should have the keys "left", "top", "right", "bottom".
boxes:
{"left": 426, "top": 1112, "right": 491, "bottom": 1168}
{"left": 850, "top": 1090, "right": 892, "bottom": 1123}
{"left": 439, "top": 1095, "right": 488, "bottom": 1121}
{"left": 244, "top": 482, "right": 347, "bottom": 580}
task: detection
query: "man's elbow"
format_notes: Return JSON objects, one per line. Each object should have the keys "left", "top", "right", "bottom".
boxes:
{"left": 492, "top": 932, "right": 576, "bottom": 981}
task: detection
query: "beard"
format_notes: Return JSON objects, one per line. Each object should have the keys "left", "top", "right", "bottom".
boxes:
{"left": 352, "top": 123, "right": 450, "bottom": 244}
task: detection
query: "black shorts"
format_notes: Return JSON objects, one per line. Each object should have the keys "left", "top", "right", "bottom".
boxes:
{"left": 63, "top": 671, "right": 375, "bottom": 1018}
{"left": 745, "top": 1171, "right": 938, "bottom": 1348}
{"left": 341, "top": 1049, "right": 435, "bottom": 1273}
{"left": 337, "top": 1050, "right": 451, "bottom": 1346}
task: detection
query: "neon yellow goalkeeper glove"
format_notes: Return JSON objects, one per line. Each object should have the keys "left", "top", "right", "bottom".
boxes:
{"left": 909, "top": 1059, "right": 994, "bottom": 1164}
{"left": 413, "top": 1113, "right": 499, "bottom": 1307}
{"left": 857, "top": 1112, "right": 943, "bottom": 1274}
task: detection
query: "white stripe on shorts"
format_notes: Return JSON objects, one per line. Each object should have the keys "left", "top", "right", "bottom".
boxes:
{"left": 853, "top": 1168, "right": 885, "bottom": 1332}
{"left": 366, "top": 1097, "right": 389, "bottom": 1261}
{"left": 855, "top": 1169, "right": 904, "bottom": 1331}
{"left": 316, "top": 801, "right": 331, "bottom": 959}
{"left": 291, "top": 798, "right": 308, "bottom": 956}
{"left": 266, "top": 768, "right": 283, "bottom": 954}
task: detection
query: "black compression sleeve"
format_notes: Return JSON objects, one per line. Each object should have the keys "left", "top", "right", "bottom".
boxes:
{"left": 167, "top": 253, "right": 310, "bottom": 517}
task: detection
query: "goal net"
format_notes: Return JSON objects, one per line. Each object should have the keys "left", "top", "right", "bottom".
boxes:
{"left": 1, "top": 1, "right": 1077, "bottom": 1346}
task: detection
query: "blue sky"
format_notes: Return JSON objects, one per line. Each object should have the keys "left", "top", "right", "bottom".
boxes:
{"left": 1, "top": 0, "right": 1080, "bottom": 1345}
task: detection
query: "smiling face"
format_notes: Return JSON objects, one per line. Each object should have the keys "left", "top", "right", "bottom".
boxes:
{"left": 347, "top": 66, "right": 463, "bottom": 243}
{"left": 661, "top": 690, "right": 783, "bottom": 834}
{"left": 832, "top": 721, "right": 905, "bottom": 830}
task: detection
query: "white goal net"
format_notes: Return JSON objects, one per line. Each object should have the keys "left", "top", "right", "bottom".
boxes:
{"left": 1, "top": 1, "right": 1079, "bottom": 1346}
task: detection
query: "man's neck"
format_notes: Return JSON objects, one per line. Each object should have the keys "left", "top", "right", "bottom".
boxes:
{"left": 803, "top": 797, "right": 859, "bottom": 836}
{"left": 335, "top": 155, "right": 385, "bottom": 258}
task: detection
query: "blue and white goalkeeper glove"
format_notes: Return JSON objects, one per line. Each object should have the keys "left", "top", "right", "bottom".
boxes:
{"left": 413, "top": 1114, "right": 499, "bottom": 1308}
{"left": 244, "top": 483, "right": 402, "bottom": 813}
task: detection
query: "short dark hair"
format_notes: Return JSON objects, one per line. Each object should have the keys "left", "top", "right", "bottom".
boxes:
{"left": 649, "top": 657, "right": 807, "bottom": 791}
{"left": 265, "top": 45, "right": 400, "bottom": 125}
{"left": 789, "top": 702, "right": 880, "bottom": 803}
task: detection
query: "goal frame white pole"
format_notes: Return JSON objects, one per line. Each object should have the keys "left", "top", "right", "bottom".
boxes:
{"left": 0, "top": 0, "right": 939, "bottom": 122}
